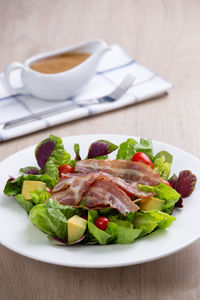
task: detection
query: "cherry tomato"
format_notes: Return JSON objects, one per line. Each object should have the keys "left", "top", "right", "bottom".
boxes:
{"left": 45, "top": 186, "right": 52, "bottom": 193}
{"left": 59, "top": 164, "right": 75, "bottom": 178}
{"left": 161, "top": 178, "right": 172, "bottom": 187}
{"left": 95, "top": 217, "right": 110, "bottom": 231}
{"left": 131, "top": 152, "right": 154, "bottom": 169}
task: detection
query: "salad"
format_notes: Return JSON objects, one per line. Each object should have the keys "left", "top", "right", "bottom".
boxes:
{"left": 3, "top": 135, "right": 197, "bottom": 246}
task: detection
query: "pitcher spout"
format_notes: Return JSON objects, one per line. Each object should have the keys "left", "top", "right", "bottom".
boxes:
{"left": 94, "top": 40, "right": 111, "bottom": 57}
{"left": 97, "top": 46, "right": 111, "bottom": 57}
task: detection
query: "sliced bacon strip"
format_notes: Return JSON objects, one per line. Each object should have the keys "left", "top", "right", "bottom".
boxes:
{"left": 53, "top": 172, "right": 154, "bottom": 198}
{"left": 52, "top": 173, "right": 99, "bottom": 204}
{"left": 84, "top": 177, "right": 139, "bottom": 215}
{"left": 51, "top": 173, "right": 139, "bottom": 215}
{"left": 52, "top": 189, "right": 76, "bottom": 206}
{"left": 104, "top": 174, "right": 155, "bottom": 198}
{"left": 75, "top": 159, "right": 113, "bottom": 174}
{"left": 75, "top": 159, "right": 161, "bottom": 186}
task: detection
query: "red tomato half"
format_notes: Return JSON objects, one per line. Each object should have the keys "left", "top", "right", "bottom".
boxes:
{"left": 95, "top": 217, "right": 110, "bottom": 231}
{"left": 131, "top": 152, "right": 154, "bottom": 169}
{"left": 59, "top": 164, "right": 75, "bottom": 178}
{"left": 161, "top": 178, "right": 172, "bottom": 187}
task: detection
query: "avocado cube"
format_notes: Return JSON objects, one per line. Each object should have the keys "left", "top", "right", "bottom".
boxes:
{"left": 139, "top": 197, "right": 164, "bottom": 211}
{"left": 22, "top": 181, "right": 46, "bottom": 200}
{"left": 68, "top": 215, "right": 87, "bottom": 243}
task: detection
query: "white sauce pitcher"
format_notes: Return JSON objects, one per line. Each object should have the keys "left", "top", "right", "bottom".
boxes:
{"left": 4, "top": 39, "right": 110, "bottom": 101}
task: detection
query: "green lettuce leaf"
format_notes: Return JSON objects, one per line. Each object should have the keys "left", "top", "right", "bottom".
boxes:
{"left": 108, "top": 215, "right": 133, "bottom": 228}
{"left": 87, "top": 211, "right": 112, "bottom": 245}
{"left": 87, "top": 211, "right": 141, "bottom": 245}
{"left": 116, "top": 138, "right": 137, "bottom": 160}
{"left": 133, "top": 210, "right": 176, "bottom": 237}
{"left": 16, "top": 189, "right": 50, "bottom": 213}
{"left": 29, "top": 202, "right": 68, "bottom": 240}
{"left": 46, "top": 198, "right": 81, "bottom": 220}
{"left": 16, "top": 194, "right": 34, "bottom": 213}
{"left": 30, "top": 188, "right": 50, "bottom": 205}
{"left": 154, "top": 151, "right": 173, "bottom": 180}
{"left": 135, "top": 138, "right": 154, "bottom": 161}
{"left": 106, "top": 222, "right": 141, "bottom": 244}
{"left": 88, "top": 222, "right": 112, "bottom": 245}
{"left": 44, "top": 136, "right": 71, "bottom": 179}
{"left": 154, "top": 156, "right": 171, "bottom": 180}
{"left": 154, "top": 151, "right": 173, "bottom": 164}
{"left": 116, "top": 138, "right": 154, "bottom": 161}
{"left": 84, "top": 236, "right": 99, "bottom": 245}
{"left": 138, "top": 183, "right": 181, "bottom": 213}
{"left": 93, "top": 155, "right": 108, "bottom": 160}
{"left": 3, "top": 174, "right": 56, "bottom": 197}
{"left": 98, "top": 208, "right": 115, "bottom": 216}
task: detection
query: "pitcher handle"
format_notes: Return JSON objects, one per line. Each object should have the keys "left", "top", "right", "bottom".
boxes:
{"left": 4, "top": 62, "right": 28, "bottom": 94}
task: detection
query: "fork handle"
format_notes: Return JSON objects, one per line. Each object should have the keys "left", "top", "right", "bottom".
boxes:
{"left": 3, "top": 102, "right": 81, "bottom": 129}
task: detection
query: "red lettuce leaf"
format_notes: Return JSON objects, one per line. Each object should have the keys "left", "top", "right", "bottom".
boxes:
{"left": 74, "top": 143, "right": 81, "bottom": 161}
{"left": 176, "top": 170, "right": 197, "bottom": 198}
{"left": 8, "top": 176, "right": 15, "bottom": 182}
{"left": 170, "top": 174, "right": 183, "bottom": 207}
{"left": 175, "top": 197, "right": 184, "bottom": 208}
{"left": 20, "top": 166, "right": 40, "bottom": 175}
{"left": 169, "top": 170, "right": 197, "bottom": 208}
{"left": 35, "top": 139, "right": 56, "bottom": 170}
{"left": 88, "top": 140, "right": 118, "bottom": 159}
{"left": 49, "top": 235, "right": 86, "bottom": 245}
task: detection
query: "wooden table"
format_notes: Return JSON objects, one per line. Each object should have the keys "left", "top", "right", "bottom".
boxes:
{"left": 0, "top": 1, "right": 200, "bottom": 299}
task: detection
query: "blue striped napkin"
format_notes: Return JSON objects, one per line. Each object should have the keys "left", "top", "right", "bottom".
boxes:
{"left": 0, "top": 45, "right": 172, "bottom": 142}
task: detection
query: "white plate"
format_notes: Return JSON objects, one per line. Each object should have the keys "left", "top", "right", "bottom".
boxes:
{"left": 0, "top": 134, "right": 199, "bottom": 268}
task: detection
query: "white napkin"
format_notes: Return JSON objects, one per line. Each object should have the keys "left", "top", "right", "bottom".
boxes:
{"left": 0, "top": 45, "right": 172, "bottom": 142}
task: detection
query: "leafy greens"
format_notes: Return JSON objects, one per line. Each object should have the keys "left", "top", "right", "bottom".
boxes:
{"left": 116, "top": 138, "right": 154, "bottom": 161}
{"left": 35, "top": 135, "right": 71, "bottom": 180}
{"left": 133, "top": 210, "right": 176, "bottom": 237}
{"left": 4, "top": 173, "right": 56, "bottom": 197}
{"left": 138, "top": 183, "right": 181, "bottom": 213}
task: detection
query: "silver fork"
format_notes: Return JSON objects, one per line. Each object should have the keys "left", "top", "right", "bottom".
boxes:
{"left": 3, "top": 74, "right": 134, "bottom": 130}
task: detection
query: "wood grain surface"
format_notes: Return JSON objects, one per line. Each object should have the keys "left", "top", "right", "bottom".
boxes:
{"left": 0, "top": 0, "right": 200, "bottom": 299}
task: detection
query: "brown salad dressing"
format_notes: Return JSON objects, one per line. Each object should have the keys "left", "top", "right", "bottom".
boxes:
{"left": 30, "top": 52, "right": 91, "bottom": 74}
